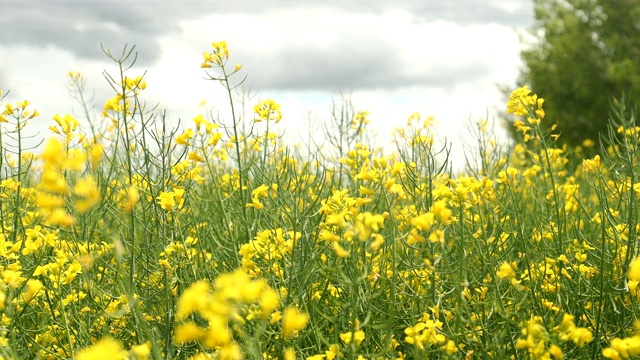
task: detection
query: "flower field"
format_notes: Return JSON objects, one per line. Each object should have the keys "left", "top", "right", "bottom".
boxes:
{"left": 1, "top": 42, "right": 640, "bottom": 359}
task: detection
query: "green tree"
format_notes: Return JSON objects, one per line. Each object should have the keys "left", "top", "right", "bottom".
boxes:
{"left": 515, "top": 0, "right": 640, "bottom": 149}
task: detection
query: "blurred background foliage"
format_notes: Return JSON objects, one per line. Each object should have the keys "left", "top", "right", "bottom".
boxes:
{"left": 509, "top": 0, "right": 640, "bottom": 150}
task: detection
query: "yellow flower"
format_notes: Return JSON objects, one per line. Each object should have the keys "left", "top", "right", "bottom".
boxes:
{"left": 216, "top": 342, "right": 242, "bottom": 360}
{"left": 61, "top": 261, "right": 82, "bottom": 284}
{"left": 369, "top": 233, "right": 384, "bottom": 251}
{"left": 122, "top": 186, "right": 140, "bottom": 212}
{"left": 157, "top": 191, "right": 176, "bottom": 211}
{"left": 582, "top": 155, "right": 601, "bottom": 173}
{"left": 259, "top": 287, "right": 280, "bottom": 315}
{"left": 606, "top": 336, "right": 640, "bottom": 359}
{"left": 326, "top": 344, "right": 343, "bottom": 359}
{"left": 175, "top": 128, "right": 195, "bottom": 146}
{"left": 157, "top": 189, "right": 184, "bottom": 211}
{"left": 124, "top": 76, "right": 147, "bottom": 91}
{"left": 188, "top": 151, "right": 205, "bottom": 163}
{"left": 65, "top": 148, "right": 87, "bottom": 172}
{"left": 340, "top": 330, "right": 365, "bottom": 347}
{"left": 602, "top": 347, "right": 622, "bottom": 360}
{"left": 507, "top": 86, "right": 545, "bottom": 125}
{"left": 440, "top": 340, "right": 458, "bottom": 354}
{"left": 130, "top": 342, "right": 151, "bottom": 360}
{"left": 507, "top": 86, "right": 532, "bottom": 116}
{"left": 270, "top": 310, "right": 282, "bottom": 325}
{"left": 74, "top": 176, "right": 100, "bottom": 213}
{"left": 36, "top": 193, "right": 65, "bottom": 209}
{"left": 89, "top": 143, "right": 104, "bottom": 170}
{"left": 570, "top": 327, "right": 593, "bottom": 347}
{"left": 252, "top": 184, "right": 269, "bottom": 198}
{"left": 76, "top": 337, "right": 128, "bottom": 360}
{"left": 41, "top": 138, "right": 66, "bottom": 169}
{"left": 51, "top": 113, "right": 79, "bottom": 138}
{"left": 208, "top": 131, "right": 223, "bottom": 146}
{"left": 201, "top": 52, "right": 213, "bottom": 68}
{"left": 176, "top": 280, "right": 211, "bottom": 320}
{"left": 629, "top": 257, "right": 640, "bottom": 281}
{"left": 548, "top": 344, "right": 563, "bottom": 359}
{"left": 68, "top": 71, "right": 83, "bottom": 81}
{"left": 332, "top": 242, "right": 350, "bottom": 258}
{"left": 0, "top": 291, "right": 6, "bottom": 311}
{"left": 174, "top": 322, "right": 206, "bottom": 344}
{"left": 411, "top": 212, "right": 435, "bottom": 231}
{"left": 202, "top": 318, "right": 232, "bottom": 348}
{"left": 359, "top": 185, "right": 375, "bottom": 196}
{"left": 404, "top": 322, "right": 427, "bottom": 350}
{"left": 22, "top": 279, "right": 43, "bottom": 303}
{"left": 496, "top": 261, "right": 516, "bottom": 279}
{"left": 2, "top": 270, "right": 22, "bottom": 288}
{"left": 284, "top": 348, "right": 296, "bottom": 360}
{"left": 202, "top": 41, "right": 230, "bottom": 67}
{"left": 253, "top": 99, "right": 282, "bottom": 123}
{"left": 282, "top": 306, "right": 309, "bottom": 338}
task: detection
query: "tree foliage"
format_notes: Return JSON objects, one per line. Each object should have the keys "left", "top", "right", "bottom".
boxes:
{"left": 515, "top": 0, "right": 640, "bottom": 148}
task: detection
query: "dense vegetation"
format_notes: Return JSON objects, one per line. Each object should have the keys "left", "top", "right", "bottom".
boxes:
{"left": 1, "top": 42, "right": 640, "bottom": 359}
{"left": 516, "top": 0, "right": 640, "bottom": 149}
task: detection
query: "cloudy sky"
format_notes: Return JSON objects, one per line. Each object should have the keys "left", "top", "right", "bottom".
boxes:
{"left": 0, "top": 0, "right": 534, "bottom": 165}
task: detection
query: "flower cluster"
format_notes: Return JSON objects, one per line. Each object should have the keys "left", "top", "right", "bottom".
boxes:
{"left": 253, "top": 99, "right": 282, "bottom": 123}
{"left": 172, "top": 269, "right": 306, "bottom": 359}
{"left": 507, "top": 86, "right": 546, "bottom": 141}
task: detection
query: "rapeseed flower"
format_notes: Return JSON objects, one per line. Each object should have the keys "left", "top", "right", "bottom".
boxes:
{"left": 496, "top": 261, "right": 516, "bottom": 279}
{"left": 175, "top": 128, "right": 196, "bottom": 146}
{"left": 50, "top": 113, "right": 79, "bottom": 139}
{"left": 22, "top": 279, "right": 43, "bottom": 303}
{"left": 628, "top": 257, "right": 640, "bottom": 281}
{"left": 282, "top": 306, "right": 309, "bottom": 338}
{"left": 76, "top": 337, "right": 128, "bottom": 360}
{"left": 340, "top": 330, "right": 365, "bottom": 347}
{"left": 174, "top": 322, "right": 206, "bottom": 344}
{"left": 176, "top": 280, "right": 211, "bottom": 320}
{"left": 130, "top": 342, "right": 151, "bottom": 360}
{"left": 253, "top": 99, "right": 282, "bottom": 123}
{"left": 74, "top": 176, "right": 100, "bottom": 213}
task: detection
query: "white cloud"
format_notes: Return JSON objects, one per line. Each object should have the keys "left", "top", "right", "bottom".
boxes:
{"left": 173, "top": 9, "right": 523, "bottom": 162}
{"left": 1, "top": 4, "right": 527, "bottom": 168}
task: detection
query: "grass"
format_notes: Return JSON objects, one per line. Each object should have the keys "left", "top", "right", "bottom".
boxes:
{"left": 0, "top": 41, "right": 640, "bottom": 359}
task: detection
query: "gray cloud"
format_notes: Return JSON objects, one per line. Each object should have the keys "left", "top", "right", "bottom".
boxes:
{"left": 289, "top": 0, "right": 533, "bottom": 27}
{"left": 236, "top": 34, "right": 403, "bottom": 91}
{"left": 1, "top": 1, "right": 289, "bottom": 64}
{"left": 1, "top": 0, "right": 530, "bottom": 96}
{"left": 1, "top": 0, "right": 532, "bottom": 65}
{"left": 233, "top": 35, "right": 494, "bottom": 92}
{"left": 2, "top": 0, "right": 187, "bottom": 64}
